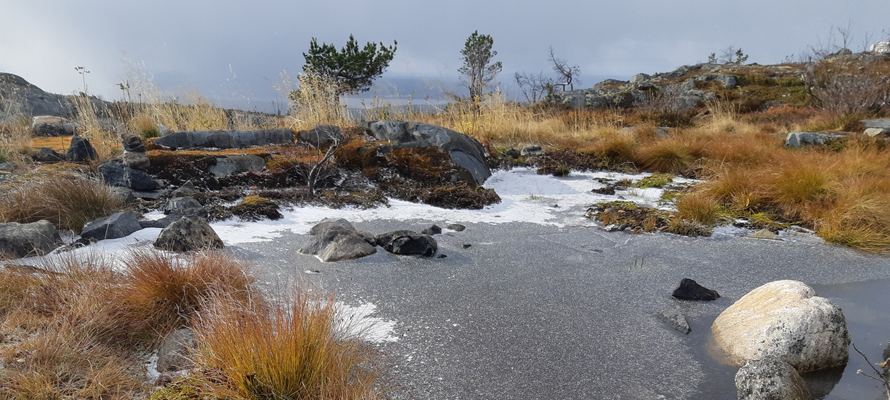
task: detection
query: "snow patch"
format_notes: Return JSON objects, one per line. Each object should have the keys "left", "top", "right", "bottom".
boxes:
{"left": 335, "top": 302, "right": 398, "bottom": 343}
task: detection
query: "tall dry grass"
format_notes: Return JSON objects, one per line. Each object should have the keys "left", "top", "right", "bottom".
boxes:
{"left": 191, "top": 290, "right": 386, "bottom": 399}
{"left": 0, "top": 249, "right": 388, "bottom": 398}
{"left": 0, "top": 173, "right": 127, "bottom": 230}
{"left": 119, "top": 250, "right": 255, "bottom": 340}
{"left": 0, "top": 92, "right": 32, "bottom": 163}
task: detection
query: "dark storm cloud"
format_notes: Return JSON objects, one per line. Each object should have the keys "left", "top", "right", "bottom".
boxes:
{"left": 3, "top": 0, "right": 889, "bottom": 109}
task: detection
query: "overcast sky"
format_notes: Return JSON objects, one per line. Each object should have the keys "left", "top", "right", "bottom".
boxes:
{"left": 3, "top": 1, "right": 889, "bottom": 111}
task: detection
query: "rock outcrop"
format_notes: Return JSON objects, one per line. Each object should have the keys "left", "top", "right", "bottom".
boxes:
{"left": 546, "top": 63, "right": 721, "bottom": 110}
{"left": 153, "top": 216, "right": 223, "bottom": 252}
{"left": 151, "top": 129, "right": 294, "bottom": 149}
{"left": 711, "top": 280, "right": 850, "bottom": 372}
{"left": 299, "top": 219, "right": 377, "bottom": 262}
{"left": 81, "top": 211, "right": 142, "bottom": 241}
{"left": 0, "top": 73, "right": 72, "bottom": 117}
{"left": 735, "top": 358, "right": 811, "bottom": 400}
{"left": 363, "top": 120, "right": 491, "bottom": 186}
{"left": 0, "top": 220, "right": 62, "bottom": 258}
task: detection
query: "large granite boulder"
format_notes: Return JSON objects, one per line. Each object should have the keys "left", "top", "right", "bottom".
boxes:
{"left": 151, "top": 129, "right": 294, "bottom": 149}
{"left": 81, "top": 211, "right": 142, "bottom": 241}
{"left": 0, "top": 220, "right": 62, "bottom": 258}
{"left": 363, "top": 120, "right": 491, "bottom": 186}
{"left": 376, "top": 230, "right": 437, "bottom": 257}
{"left": 31, "top": 116, "right": 78, "bottom": 137}
{"left": 735, "top": 358, "right": 811, "bottom": 400}
{"left": 153, "top": 216, "right": 223, "bottom": 252}
{"left": 711, "top": 280, "right": 850, "bottom": 372}
{"left": 299, "top": 218, "right": 377, "bottom": 262}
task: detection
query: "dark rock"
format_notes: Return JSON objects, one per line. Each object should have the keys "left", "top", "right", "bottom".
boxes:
{"left": 437, "top": 254, "right": 447, "bottom": 258}
{"left": 66, "top": 135, "right": 98, "bottom": 162}
{"left": 139, "top": 214, "right": 183, "bottom": 229}
{"left": 421, "top": 225, "right": 442, "bottom": 235}
{"left": 127, "top": 168, "right": 161, "bottom": 191}
{"left": 123, "top": 151, "right": 150, "bottom": 169}
{"left": 656, "top": 309, "right": 691, "bottom": 334}
{"left": 591, "top": 187, "right": 616, "bottom": 195}
{"left": 151, "top": 129, "right": 294, "bottom": 149}
{"left": 170, "top": 180, "right": 199, "bottom": 197}
{"left": 208, "top": 155, "right": 265, "bottom": 178}
{"left": 363, "top": 120, "right": 492, "bottom": 186}
{"left": 31, "top": 115, "right": 78, "bottom": 136}
{"left": 108, "top": 187, "right": 135, "bottom": 203}
{"left": 672, "top": 278, "right": 720, "bottom": 301}
{"left": 0, "top": 220, "right": 62, "bottom": 258}
{"left": 446, "top": 224, "right": 466, "bottom": 232}
{"left": 98, "top": 161, "right": 127, "bottom": 187}
{"left": 121, "top": 135, "right": 145, "bottom": 152}
{"left": 81, "top": 211, "right": 142, "bottom": 241}
{"left": 163, "top": 196, "right": 205, "bottom": 217}
{"left": 376, "top": 230, "right": 437, "bottom": 257}
{"left": 735, "top": 358, "right": 810, "bottom": 400}
{"left": 521, "top": 145, "right": 543, "bottom": 156}
{"left": 156, "top": 328, "right": 196, "bottom": 372}
{"left": 504, "top": 148, "right": 521, "bottom": 159}
{"left": 153, "top": 216, "right": 223, "bottom": 252}
{"left": 299, "top": 218, "right": 377, "bottom": 262}
{"left": 298, "top": 125, "right": 343, "bottom": 148}
{"left": 462, "top": 244, "right": 472, "bottom": 249}
{"left": 32, "top": 147, "right": 65, "bottom": 162}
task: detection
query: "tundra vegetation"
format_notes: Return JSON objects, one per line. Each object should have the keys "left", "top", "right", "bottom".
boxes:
{"left": 0, "top": 35, "right": 889, "bottom": 398}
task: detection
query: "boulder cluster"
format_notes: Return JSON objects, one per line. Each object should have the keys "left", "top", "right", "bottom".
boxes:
{"left": 298, "top": 218, "right": 449, "bottom": 261}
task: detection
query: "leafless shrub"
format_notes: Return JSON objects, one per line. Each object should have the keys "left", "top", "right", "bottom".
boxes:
{"left": 514, "top": 71, "right": 553, "bottom": 104}
{"left": 805, "top": 64, "right": 890, "bottom": 115}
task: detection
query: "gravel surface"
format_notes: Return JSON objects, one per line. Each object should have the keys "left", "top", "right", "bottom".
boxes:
{"left": 233, "top": 219, "right": 890, "bottom": 400}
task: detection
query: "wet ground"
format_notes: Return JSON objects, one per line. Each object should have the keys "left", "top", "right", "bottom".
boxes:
{"left": 233, "top": 219, "right": 890, "bottom": 400}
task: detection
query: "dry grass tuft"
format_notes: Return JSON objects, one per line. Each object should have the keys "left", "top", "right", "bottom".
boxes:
{"left": 674, "top": 192, "right": 721, "bottom": 225}
{"left": 635, "top": 136, "right": 703, "bottom": 174}
{"left": 119, "top": 250, "right": 254, "bottom": 339}
{"left": 0, "top": 173, "right": 127, "bottom": 230}
{"left": 192, "top": 289, "right": 386, "bottom": 400}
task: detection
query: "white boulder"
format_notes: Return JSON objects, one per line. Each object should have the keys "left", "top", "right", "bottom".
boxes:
{"left": 711, "top": 280, "right": 850, "bottom": 372}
